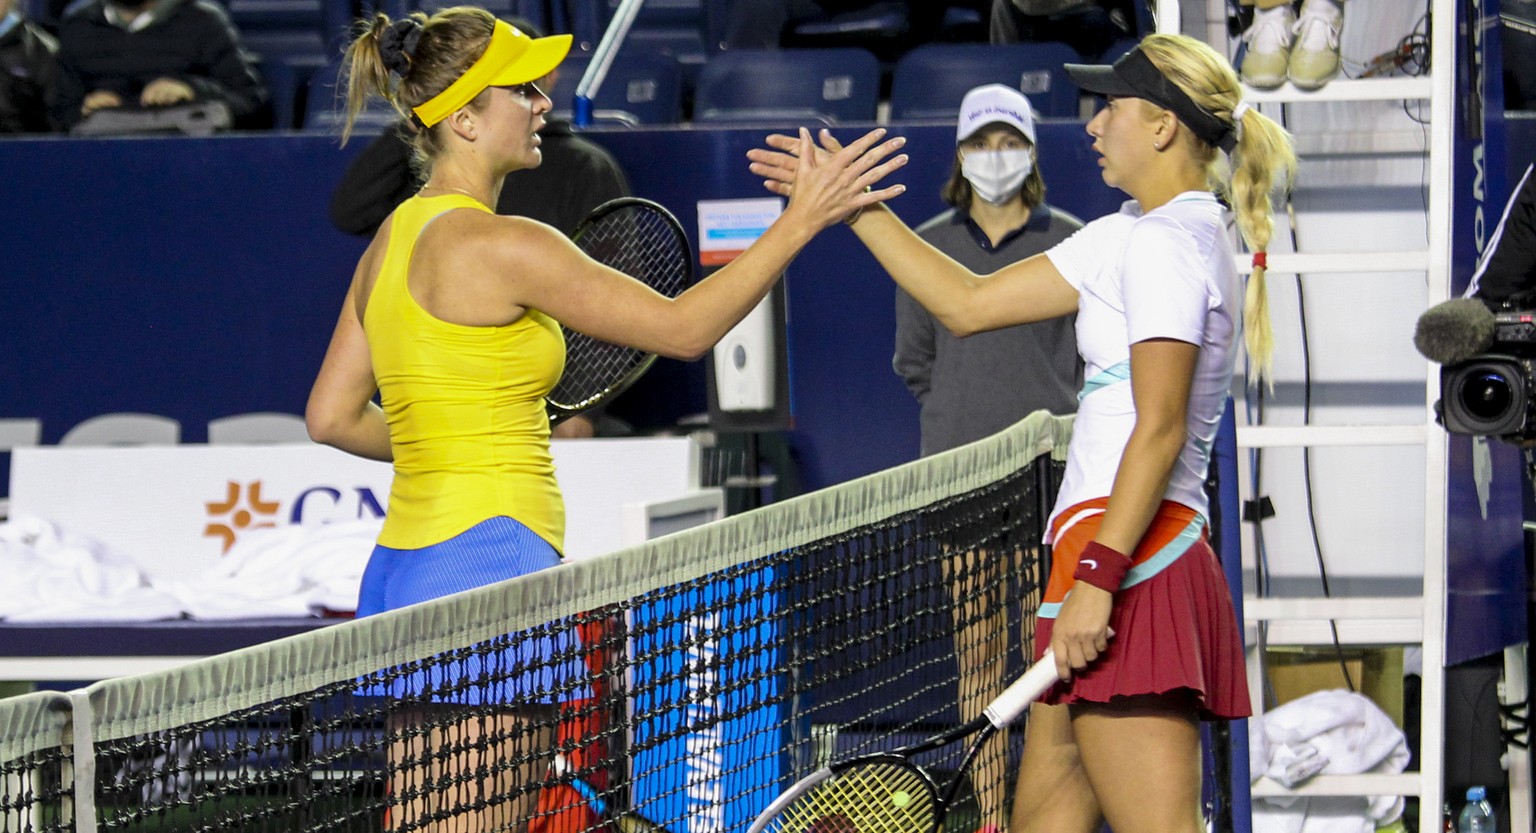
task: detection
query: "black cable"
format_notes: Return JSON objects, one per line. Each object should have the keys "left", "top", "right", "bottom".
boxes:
{"left": 1275, "top": 101, "right": 1356, "bottom": 693}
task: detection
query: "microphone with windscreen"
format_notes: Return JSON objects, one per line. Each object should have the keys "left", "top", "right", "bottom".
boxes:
{"left": 1413, "top": 297, "right": 1497, "bottom": 365}
{"left": 1417, "top": 297, "right": 1536, "bottom": 438}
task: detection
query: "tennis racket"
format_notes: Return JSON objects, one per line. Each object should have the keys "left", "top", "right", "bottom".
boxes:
{"left": 746, "top": 650, "right": 1060, "bottom": 833}
{"left": 547, "top": 197, "right": 693, "bottom": 426}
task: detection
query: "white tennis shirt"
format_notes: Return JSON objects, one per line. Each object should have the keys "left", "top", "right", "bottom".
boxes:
{"left": 1042, "top": 191, "right": 1240, "bottom": 536}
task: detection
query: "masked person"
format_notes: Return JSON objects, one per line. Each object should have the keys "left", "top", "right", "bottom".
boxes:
{"left": 889, "top": 82, "right": 1082, "bottom": 833}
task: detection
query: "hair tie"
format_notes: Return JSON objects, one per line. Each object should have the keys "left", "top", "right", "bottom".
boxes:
{"left": 1228, "top": 100, "right": 1253, "bottom": 150}
{"left": 1252, "top": 250, "right": 1267, "bottom": 270}
{"left": 380, "top": 18, "right": 424, "bottom": 77}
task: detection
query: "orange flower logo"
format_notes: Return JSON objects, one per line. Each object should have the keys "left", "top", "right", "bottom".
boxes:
{"left": 203, "top": 480, "right": 280, "bottom": 553}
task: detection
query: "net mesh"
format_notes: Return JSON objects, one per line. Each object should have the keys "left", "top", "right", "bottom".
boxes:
{"left": 0, "top": 692, "right": 71, "bottom": 833}
{"left": 0, "top": 412, "right": 1076, "bottom": 833}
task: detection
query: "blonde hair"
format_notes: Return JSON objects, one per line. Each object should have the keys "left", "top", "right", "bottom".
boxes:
{"left": 339, "top": 7, "right": 497, "bottom": 168}
{"left": 1141, "top": 33, "right": 1297, "bottom": 386}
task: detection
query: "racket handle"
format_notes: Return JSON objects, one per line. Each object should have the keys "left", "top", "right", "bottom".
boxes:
{"left": 983, "top": 648, "right": 1057, "bottom": 728}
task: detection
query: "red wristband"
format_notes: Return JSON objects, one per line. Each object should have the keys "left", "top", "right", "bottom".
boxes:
{"left": 1073, "top": 541, "right": 1132, "bottom": 593}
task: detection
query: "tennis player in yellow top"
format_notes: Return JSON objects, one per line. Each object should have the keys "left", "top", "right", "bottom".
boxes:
{"left": 304, "top": 7, "right": 906, "bottom": 830}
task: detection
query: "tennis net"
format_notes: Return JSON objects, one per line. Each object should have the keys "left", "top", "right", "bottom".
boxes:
{"left": 0, "top": 411, "right": 1074, "bottom": 833}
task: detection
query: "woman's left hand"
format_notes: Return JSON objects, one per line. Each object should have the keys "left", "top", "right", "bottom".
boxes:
{"left": 1049, "top": 583, "right": 1114, "bottom": 681}
{"left": 749, "top": 127, "right": 907, "bottom": 229}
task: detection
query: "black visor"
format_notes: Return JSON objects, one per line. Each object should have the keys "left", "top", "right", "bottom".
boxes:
{"left": 1065, "top": 46, "right": 1237, "bottom": 153}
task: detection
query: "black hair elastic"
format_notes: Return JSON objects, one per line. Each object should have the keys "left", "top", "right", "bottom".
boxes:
{"left": 379, "top": 18, "right": 424, "bottom": 77}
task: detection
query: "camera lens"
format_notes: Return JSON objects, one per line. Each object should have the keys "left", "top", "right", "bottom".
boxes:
{"left": 1442, "top": 357, "right": 1528, "bottom": 436}
{"left": 1459, "top": 371, "right": 1514, "bottom": 419}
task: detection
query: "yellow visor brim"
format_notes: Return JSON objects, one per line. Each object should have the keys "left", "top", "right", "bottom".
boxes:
{"left": 413, "top": 21, "right": 572, "bottom": 127}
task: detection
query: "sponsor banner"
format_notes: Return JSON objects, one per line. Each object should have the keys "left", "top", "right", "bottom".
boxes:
{"left": 696, "top": 198, "right": 781, "bottom": 266}
{"left": 630, "top": 563, "right": 782, "bottom": 833}
{"left": 11, "top": 437, "right": 698, "bottom": 581}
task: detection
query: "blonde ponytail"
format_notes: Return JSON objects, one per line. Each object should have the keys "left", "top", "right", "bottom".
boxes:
{"left": 1140, "top": 34, "right": 1297, "bottom": 387}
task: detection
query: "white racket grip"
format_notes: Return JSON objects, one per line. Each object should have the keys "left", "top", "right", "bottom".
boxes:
{"left": 983, "top": 648, "right": 1058, "bottom": 728}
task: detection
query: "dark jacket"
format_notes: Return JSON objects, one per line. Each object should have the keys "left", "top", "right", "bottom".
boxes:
{"left": 52, "top": 0, "right": 266, "bottom": 130}
{"left": 329, "top": 119, "right": 631, "bottom": 237}
{"left": 1473, "top": 163, "right": 1536, "bottom": 304}
{"left": 0, "top": 15, "right": 58, "bottom": 132}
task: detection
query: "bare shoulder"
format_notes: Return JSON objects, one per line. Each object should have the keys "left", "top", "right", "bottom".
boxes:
{"left": 422, "top": 210, "right": 572, "bottom": 263}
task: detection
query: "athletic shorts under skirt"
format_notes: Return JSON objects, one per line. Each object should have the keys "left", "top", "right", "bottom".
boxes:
{"left": 1033, "top": 499, "right": 1250, "bottom": 720}
{"left": 354, "top": 516, "right": 587, "bottom": 705}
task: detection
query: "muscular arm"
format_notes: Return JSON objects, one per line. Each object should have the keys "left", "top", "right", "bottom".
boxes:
{"left": 306, "top": 273, "right": 392, "bottom": 462}
{"left": 492, "top": 128, "right": 909, "bottom": 360}
{"left": 849, "top": 205, "right": 1080, "bottom": 335}
{"left": 749, "top": 131, "right": 1079, "bottom": 335}
{"left": 1049, "top": 337, "right": 1198, "bottom": 675}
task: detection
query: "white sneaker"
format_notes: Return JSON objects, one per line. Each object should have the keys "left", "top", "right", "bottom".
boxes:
{"left": 1240, "top": 4, "right": 1296, "bottom": 90}
{"left": 1288, "top": 0, "right": 1344, "bottom": 90}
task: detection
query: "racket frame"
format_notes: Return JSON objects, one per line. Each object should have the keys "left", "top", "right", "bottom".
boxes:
{"left": 546, "top": 197, "right": 692, "bottom": 427}
{"left": 746, "top": 650, "right": 1059, "bottom": 833}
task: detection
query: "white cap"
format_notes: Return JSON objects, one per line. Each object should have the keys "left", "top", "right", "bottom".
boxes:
{"left": 956, "top": 84, "right": 1036, "bottom": 145}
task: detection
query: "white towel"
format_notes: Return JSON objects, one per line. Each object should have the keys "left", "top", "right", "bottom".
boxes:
{"left": 1251, "top": 689, "right": 1411, "bottom": 833}
{"left": 0, "top": 515, "right": 376, "bottom": 622}
{"left": 154, "top": 520, "right": 378, "bottom": 619}
{"left": 0, "top": 515, "right": 184, "bottom": 622}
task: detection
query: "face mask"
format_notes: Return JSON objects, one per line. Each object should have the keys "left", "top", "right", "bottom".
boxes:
{"left": 960, "top": 149, "right": 1034, "bottom": 206}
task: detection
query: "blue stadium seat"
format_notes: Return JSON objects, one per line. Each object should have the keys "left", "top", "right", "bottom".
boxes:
{"left": 692, "top": 47, "right": 879, "bottom": 126}
{"left": 549, "top": 51, "right": 683, "bottom": 126}
{"left": 224, "top": 0, "right": 352, "bottom": 59}
{"left": 302, "top": 58, "right": 401, "bottom": 134}
{"left": 890, "top": 42, "right": 1084, "bottom": 120}
{"left": 1102, "top": 37, "right": 1140, "bottom": 63}
{"left": 563, "top": 0, "right": 707, "bottom": 85}
{"left": 260, "top": 54, "right": 327, "bottom": 130}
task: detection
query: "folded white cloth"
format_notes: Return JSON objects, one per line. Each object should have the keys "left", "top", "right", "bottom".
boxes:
{"left": 0, "top": 515, "right": 377, "bottom": 622}
{"left": 155, "top": 520, "right": 378, "bottom": 619}
{"left": 1251, "top": 689, "right": 1411, "bottom": 833}
{"left": 0, "top": 515, "right": 184, "bottom": 622}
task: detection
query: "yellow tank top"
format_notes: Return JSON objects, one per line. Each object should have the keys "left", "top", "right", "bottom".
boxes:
{"left": 365, "top": 193, "right": 566, "bottom": 552}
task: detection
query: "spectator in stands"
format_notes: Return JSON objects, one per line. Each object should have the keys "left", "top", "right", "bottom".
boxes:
{"left": 51, "top": 0, "right": 268, "bottom": 132}
{"left": 892, "top": 81, "right": 1082, "bottom": 833}
{"left": 329, "top": 17, "right": 631, "bottom": 439}
{"left": 0, "top": 0, "right": 58, "bottom": 133}
{"left": 990, "top": 0, "right": 1132, "bottom": 60}
{"left": 1236, "top": 0, "right": 1345, "bottom": 91}
{"left": 895, "top": 83, "right": 1081, "bottom": 457}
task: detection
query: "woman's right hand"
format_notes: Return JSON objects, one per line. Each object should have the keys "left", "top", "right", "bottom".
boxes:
{"left": 749, "top": 127, "right": 908, "bottom": 230}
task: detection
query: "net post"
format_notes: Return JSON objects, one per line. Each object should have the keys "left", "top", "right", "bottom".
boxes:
{"left": 66, "top": 687, "right": 96, "bottom": 833}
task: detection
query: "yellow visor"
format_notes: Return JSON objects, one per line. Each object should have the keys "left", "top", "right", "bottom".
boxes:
{"left": 412, "top": 20, "right": 572, "bottom": 127}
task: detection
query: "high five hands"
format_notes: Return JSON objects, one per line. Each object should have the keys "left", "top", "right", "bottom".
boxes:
{"left": 747, "top": 127, "right": 908, "bottom": 227}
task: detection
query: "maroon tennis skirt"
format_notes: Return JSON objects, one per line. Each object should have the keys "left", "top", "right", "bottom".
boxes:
{"left": 1035, "top": 524, "right": 1251, "bottom": 720}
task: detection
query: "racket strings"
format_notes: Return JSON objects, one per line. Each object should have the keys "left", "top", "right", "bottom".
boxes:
{"left": 550, "top": 203, "right": 691, "bottom": 411}
{"left": 770, "top": 763, "right": 939, "bottom": 833}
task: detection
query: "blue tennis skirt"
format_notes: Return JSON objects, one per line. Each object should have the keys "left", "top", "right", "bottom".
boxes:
{"left": 354, "top": 516, "right": 588, "bottom": 705}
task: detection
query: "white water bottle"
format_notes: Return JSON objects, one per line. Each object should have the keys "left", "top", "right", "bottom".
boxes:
{"left": 1457, "top": 786, "right": 1495, "bottom": 833}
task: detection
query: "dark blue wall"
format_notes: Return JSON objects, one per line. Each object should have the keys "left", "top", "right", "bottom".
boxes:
{"left": 0, "top": 121, "right": 1122, "bottom": 493}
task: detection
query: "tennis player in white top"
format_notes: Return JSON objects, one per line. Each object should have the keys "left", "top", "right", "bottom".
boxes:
{"left": 749, "top": 32, "right": 1296, "bottom": 833}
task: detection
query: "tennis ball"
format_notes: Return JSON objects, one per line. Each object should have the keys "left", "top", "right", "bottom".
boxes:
{"left": 890, "top": 790, "right": 912, "bottom": 808}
